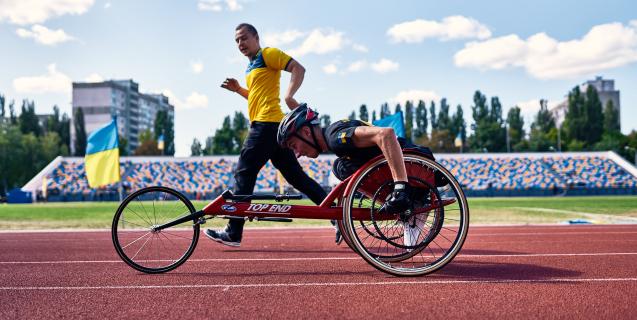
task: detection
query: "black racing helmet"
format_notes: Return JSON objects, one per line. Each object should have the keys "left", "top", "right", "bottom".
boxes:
{"left": 277, "top": 103, "right": 320, "bottom": 147}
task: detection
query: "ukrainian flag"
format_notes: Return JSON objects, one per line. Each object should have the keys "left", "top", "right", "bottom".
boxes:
{"left": 85, "top": 119, "right": 120, "bottom": 188}
{"left": 372, "top": 111, "right": 406, "bottom": 138}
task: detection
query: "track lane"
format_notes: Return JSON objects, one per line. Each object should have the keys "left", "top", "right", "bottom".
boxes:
{"left": 1, "top": 225, "right": 636, "bottom": 319}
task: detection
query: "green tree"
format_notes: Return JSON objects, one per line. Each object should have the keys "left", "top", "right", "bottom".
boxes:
{"left": 528, "top": 99, "right": 557, "bottom": 151}
{"left": 437, "top": 98, "right": 451, "bottom": 131}
{"left": 414, "top": 100, "right": 427, "bottom": 139}
{"left": 428, "top": 129, "right": 455, "bottom": 153}
{"left": 0, "top": 94, "right": 5, "bottom": 119}
{"left": 583, "top": 85, "right": 603, "bottom": 146}
{"left": 191, "top": 138, "right": 203, "bottom": 156}
{"left": 603, "top": 99, "right": 620, "bottom": 134}
{"left": 404, "top": 100, "right": 414, "bottom": 142}
{"left": 394, "top": 103, "right": 402, "bottom": 115}
{"left": 19, "top": 100, "right": 41, "bottom": 137}
{"left": 348, "top": 111, "right": 356, "bottom": 120}
{"left": 46, "top": 105, "right": 70, "bottom": 151}
{"left": 46, "top": 105, "right": 61, "bottom": 134}
{"left": 563, "top": 86, "right": 585, "bottom": 148}
{"left": 118, "top": 137, "right": 129, "bottom": 156}
{"left": 380, "top": 103, "right": 391, "bottom": 118}
{"left": 429, "top": 101, "right": 437, "bottom": 130}
{"left": 153, "top": 110, "right": 175, "bottom": 156}
{"left": 212, "top": 116, "right": 235, "bottom": 154}
{"left": 203, "top": 136, "right": 214, "bottom": 155}
{"left": 371, "top": 110, "right": 377, "bottom": 122}
{"left": 134, "top": 129, "right": 161, "bottom": 155}
{"left": 232, "top": 111, "right": 248, "bottom": 153}
{"left": 73, "top": 108, "right": 87, "bottom": 156}
{"left": 359, "top": 104, "right": 369, "bottom": 122}
{"left": 8, "top": 100, "right": 17, "bottom": 125}
{"left": 40, "top": 132, "right": 64, "bottom": 165}
{"left": 451, "top": 104, "right": 466, "bottom": 152}
{"left": 506, "top": 106, "right": 525, "bottom": 151}
{"left": 59, "top": 112, "right": 70, "bottom": 148}
{"left": 469, "top": 91, "right": 506, "bottom": 152}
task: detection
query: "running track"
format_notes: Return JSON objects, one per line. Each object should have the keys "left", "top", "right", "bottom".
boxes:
{"left": 1, "top": 225, "right": 636, "bottom": 319}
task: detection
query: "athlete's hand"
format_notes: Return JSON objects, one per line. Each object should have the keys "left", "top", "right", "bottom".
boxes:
{"left": 285, "top": 96, "right": 299, "bottom": 109}
{"left": 380, "top": 182, "right": 412, "bottom": 214}
{"left": 221, "top": 78, "right": 240, "bottom": 92}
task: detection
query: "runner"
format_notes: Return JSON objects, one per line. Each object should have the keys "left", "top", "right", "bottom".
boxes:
{"left": 205, "top": 23, "right": 337, "bottom": 247}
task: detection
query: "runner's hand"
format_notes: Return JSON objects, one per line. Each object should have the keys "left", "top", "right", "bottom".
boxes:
{"left": 221, "top": 78, "right": 240, "bottom": 92}
{"left": 285, "top": 96, "right": 299, "bottom": 109}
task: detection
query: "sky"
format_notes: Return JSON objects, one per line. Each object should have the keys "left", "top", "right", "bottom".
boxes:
{"left": 1, "top": 0, "right": 636, "bottom": 156}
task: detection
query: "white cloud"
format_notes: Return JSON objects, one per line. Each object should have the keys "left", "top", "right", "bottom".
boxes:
{"left": 352, "top": 43, "right": 369, "bottom": 53}
{"left": 16, "top": 24, "right": 74, "bottom": 45}
{"left": 190, "top": 61, "right": 204, "bottom": 74}
{"left": 388, "top": 15, "right": 491, "bottom": 43}
{"left": 263, "top": 30, "right": 304, "bottom": 47}
{"left": 162, "top": 90, "right": 208, "bottom": 110}
{"left": 287, "top": 29, "right": 345, "bottom": 57}
{"left": 346, "top": 60, "right": 367, "bottom": 73}
{"left": 225, "top": 0, "right": 242, "bottom": 11}
{"left": 454, "top": 21, "right": 637, "bottom": 80}
{"left": 265, "top": 28, "right": 366, "bottom": 57}
{"left": 13, "top": 64, "right": 72, "bottom": 95}
{"left": 84, "top": 73, "right": 103, "bottom": 82}
{"left": 371, "top": 58, "right": 399, "bottom": 73}
{"left": 391, "top": 90, "right": 440, "bottom": 105}
{"left": 323, "top": 58, "right": 400, "bottom": 75}
{"left": 197, "top": 0, "right": 242, "bottom": 12}
{"left": 0, "top": 0, "right": 94, "bottom": 25}
{"left": 322, "top": 63, "right": 338, "bottom": 74}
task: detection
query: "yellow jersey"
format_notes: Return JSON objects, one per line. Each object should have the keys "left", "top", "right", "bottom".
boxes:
{"left": 245, "top": 47, "right": 292, "bottom": 123}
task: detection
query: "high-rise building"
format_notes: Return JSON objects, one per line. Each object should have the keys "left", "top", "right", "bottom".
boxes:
{"left": 550, "top": 76, "right": 621, "bottom": 128}
{"left": 71, "top": 79, "right": 174, "bottom": 155}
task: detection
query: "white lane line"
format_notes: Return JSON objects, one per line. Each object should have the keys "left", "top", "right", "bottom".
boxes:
{"left": 1, "top": 231, "right": 637, "bottom": 242}
{"left": 1, "top": 252, "right": 636, "bottom": 265}
{"left": 2, "top": 278, "right": 637, "bottom": 290}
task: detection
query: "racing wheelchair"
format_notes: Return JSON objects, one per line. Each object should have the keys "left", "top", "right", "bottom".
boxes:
{"left": 111, "top": 150, "right": 469, "bottom": 276}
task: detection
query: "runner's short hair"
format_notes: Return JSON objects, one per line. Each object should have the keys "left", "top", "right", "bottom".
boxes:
{"left": 236, "top": 23, "right": 258, "bottom": 37}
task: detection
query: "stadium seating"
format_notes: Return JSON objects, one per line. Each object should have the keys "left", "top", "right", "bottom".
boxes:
{"left": 42, "top": 153, "right": 637, "bottom": 201}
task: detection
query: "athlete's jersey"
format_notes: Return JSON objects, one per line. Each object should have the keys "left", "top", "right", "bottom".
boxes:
{"left": 324, "top": 119, "right": 382, "bottom": 165}
{"left": 245, "top": 47, "right": 292, "bottom": 123}
{"left": 324, "top": 119, "right": 434, "bottom": 180}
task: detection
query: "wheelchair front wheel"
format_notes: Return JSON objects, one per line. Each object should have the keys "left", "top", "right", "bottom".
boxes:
{"left": 112, "top": 186, "right": 199, "bottom": 274}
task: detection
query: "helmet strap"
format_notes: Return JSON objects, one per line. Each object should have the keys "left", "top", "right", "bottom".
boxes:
{"left": 292, "top": 125, "right": 321, "bottom": 154}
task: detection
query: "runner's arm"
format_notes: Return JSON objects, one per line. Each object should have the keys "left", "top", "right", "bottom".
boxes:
{"left": 284, "top": 59, "right": 305, "bottom": 109}
{"left": 221, "top": 78, "right": 249, "bottom": 100}
{"left": 350, "top": 126, "right": 408, "bottom": 182}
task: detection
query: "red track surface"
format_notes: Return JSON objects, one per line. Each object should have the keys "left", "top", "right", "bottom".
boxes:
{"left": 1, "top": 225, "right": 636, "bottom": 319}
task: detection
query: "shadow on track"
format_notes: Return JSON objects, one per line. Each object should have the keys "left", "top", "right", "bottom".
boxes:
{"left": 437, "top": 260, "right": 582, "bottom": 280}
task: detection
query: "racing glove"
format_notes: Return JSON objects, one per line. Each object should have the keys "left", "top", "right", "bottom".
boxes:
{"left": 379, "top": 181, "right": 412, "bottom": 214}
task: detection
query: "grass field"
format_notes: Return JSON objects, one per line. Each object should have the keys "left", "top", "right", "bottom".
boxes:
{"left": 0, "top": 196, "right": 636, "bottom": 230}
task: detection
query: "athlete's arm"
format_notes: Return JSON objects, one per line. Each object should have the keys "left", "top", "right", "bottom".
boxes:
{"left": 350, "top": 126, "right": 408, "bottom": 182}
{"left": 283, "top": 59, "right": 305, "bottom": 109}
{"left": 221, "top": 78, "right": 249, "bottom": 100}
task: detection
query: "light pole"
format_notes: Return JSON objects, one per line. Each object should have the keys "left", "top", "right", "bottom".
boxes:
{"left": 506, "top": 123, "right": 511, "bottom": 153}
{"left": 557, "top": 125, "right": 562, "bottom": 152}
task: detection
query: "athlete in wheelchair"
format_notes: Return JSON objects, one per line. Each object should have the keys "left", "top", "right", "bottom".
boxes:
{"left": 277, "top": 103, "right": 449, "bottom": 247}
